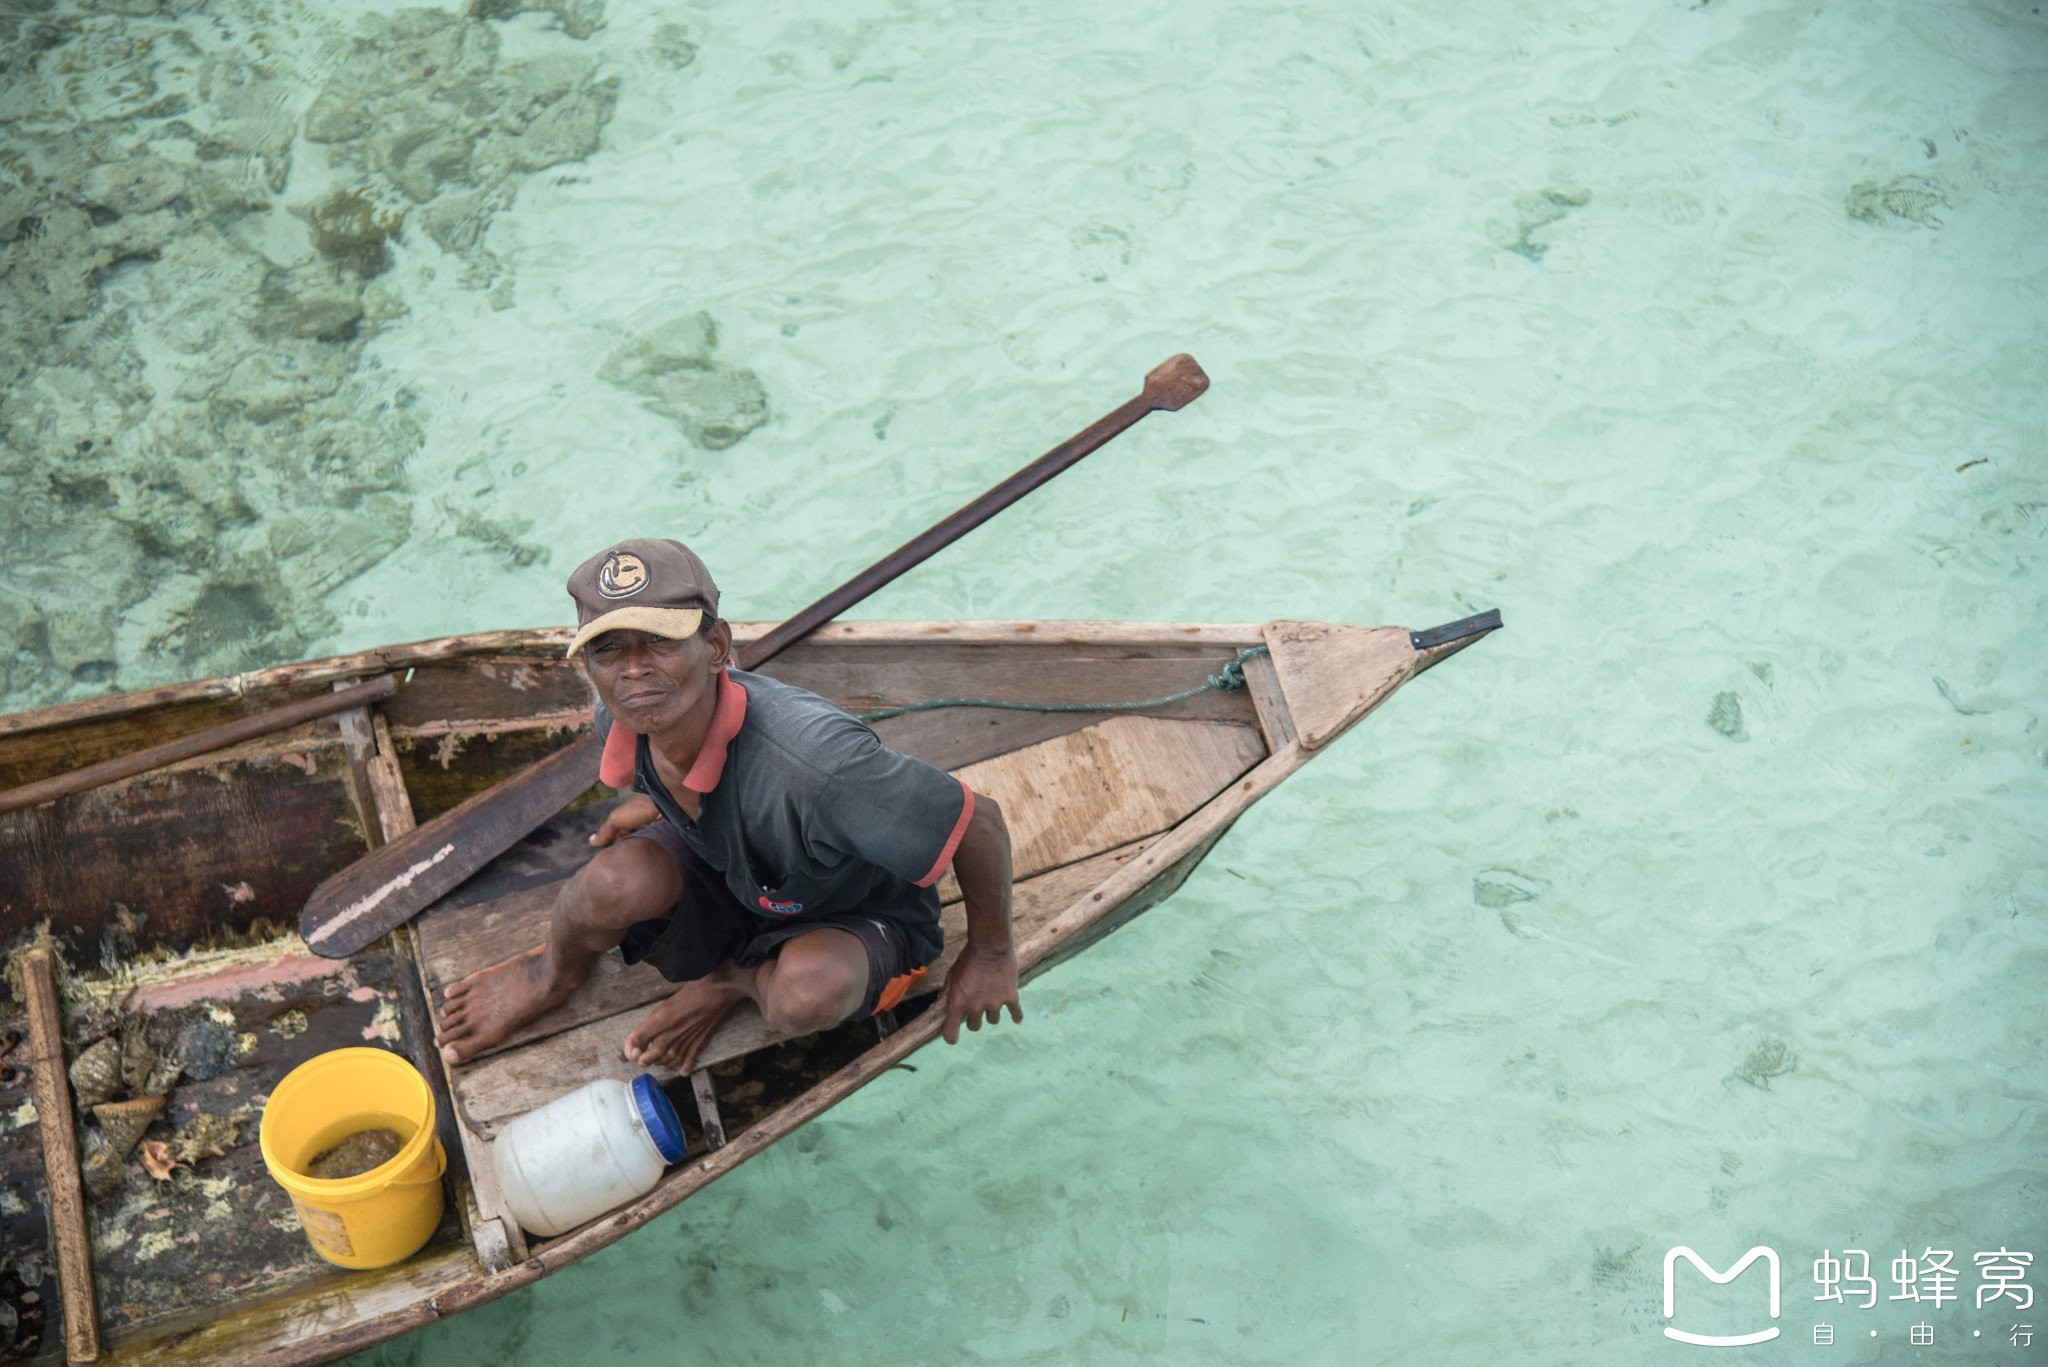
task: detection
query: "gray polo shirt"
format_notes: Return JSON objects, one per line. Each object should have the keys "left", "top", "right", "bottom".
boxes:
{"left": 594, "top": 668, "right": 972, "bottom": 965}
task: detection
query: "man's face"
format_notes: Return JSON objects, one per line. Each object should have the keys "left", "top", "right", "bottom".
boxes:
{"left": 580, "top": 621, "right": 732, "bottom": 735}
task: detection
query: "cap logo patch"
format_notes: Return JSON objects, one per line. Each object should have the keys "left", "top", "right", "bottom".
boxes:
{"left": 597, "top": 552, "right": 649, "bottom": 599}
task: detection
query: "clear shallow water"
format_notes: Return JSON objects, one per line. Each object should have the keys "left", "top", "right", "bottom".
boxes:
{"left": 3, "top": 0, "right": 2045, "bottom": 1361}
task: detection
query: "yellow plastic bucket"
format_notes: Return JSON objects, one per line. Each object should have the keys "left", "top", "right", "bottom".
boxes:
{"left": 259, "top": 1047, "right": 447, "bottom": 1270}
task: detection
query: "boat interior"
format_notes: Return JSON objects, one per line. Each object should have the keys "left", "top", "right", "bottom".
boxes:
{"left": 0, "top": 619, "right": 1362, "bottom": 1362}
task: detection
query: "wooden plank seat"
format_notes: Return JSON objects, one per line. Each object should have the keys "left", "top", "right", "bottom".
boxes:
{"left": 418, "top": 713, "right": 1267, "bottom": 1138}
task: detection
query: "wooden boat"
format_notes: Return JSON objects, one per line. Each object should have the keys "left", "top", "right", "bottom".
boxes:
{"left": 0, "top": 612, "right": 1495, "bottom": 1366}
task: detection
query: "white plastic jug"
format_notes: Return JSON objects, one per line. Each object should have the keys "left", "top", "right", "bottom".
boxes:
{"left": 490, "top": 1073, "right": 687, "bottom": 1237}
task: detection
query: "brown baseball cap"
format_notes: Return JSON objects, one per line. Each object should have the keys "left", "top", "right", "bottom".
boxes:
{"left": 564, "top": 538, "right": 720, "bottom": 658}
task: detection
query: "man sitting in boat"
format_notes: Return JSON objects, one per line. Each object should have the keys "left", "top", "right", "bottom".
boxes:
{"left": 434, "top": 538, "right": 1020, "bottom": 1072}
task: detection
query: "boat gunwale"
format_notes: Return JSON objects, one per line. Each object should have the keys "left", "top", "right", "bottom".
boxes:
{"left": 0, "top": 622, "right": 1268, "bottom": 741}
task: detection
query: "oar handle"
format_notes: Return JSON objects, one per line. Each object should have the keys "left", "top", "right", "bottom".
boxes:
{"left": 739, "top": 354, "right": 1208, "bottom": 670}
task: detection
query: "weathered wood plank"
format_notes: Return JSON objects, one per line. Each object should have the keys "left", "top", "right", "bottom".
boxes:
{"left": 744, "top": 621, "right": 1262, "bottom": 648}
{"left": 1240, "top": 649, "right": 1299, "bottom": 752}
{"left": 127, "top": 1245, "right": 477, "bottom": 1367}
{"left": 939, "top": 715, "right": 1265, "bottom": 894}
{"left": 20, "top": 948, "right": 97, "bottom": 1364}
{"left": 0, "top": 686, "right": 346, "bottom": 790}
{"left": 1260, "top": 621, "right": 1415, "bottom": 750}
{"left": 385, "top": 724, "right": 596, "bottom": 827}
{"left": 365, "top": 715, "right": 416, "bottom": 845}
{"left": 866, "top": 708, "right": 1099, "bottom": 776}
{"left": 0, "top": 624, "right": 1252, "bottom": 749}
{"left": 365, "top": 766, "right": 528, "bottom": 1273}
{"left": 334, "top": 704, "right": 386, "bottom": 852}
{"left": 764, "top": 644, "right": 1258, "bottom": 709}
{"left": 0, "top": 652, "right": 580, "bottom": 791}
{"left": 688, "top": 1070, "right": 725, "bottom": 1150}
{"left": 420, "top": 882, "right": 560, "bottom": 987}
{"left": 0, "top": 677, "right": 396, "bottom": 820}
{"left": 766, "top": 639, "right": 1262, "bottom": 771}
{"left": 375, "top": 659, "right": 591, "bottom": 733}
{"left": 445, "top": 837, "right": 1157, "bottom": 1136}
{"left": 0, "top": 753, "right": 368, "bottom": 950}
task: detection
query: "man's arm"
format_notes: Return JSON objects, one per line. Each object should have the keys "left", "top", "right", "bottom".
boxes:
{"left": 939, "top": 794, "right": 1020, "bottom": 1044}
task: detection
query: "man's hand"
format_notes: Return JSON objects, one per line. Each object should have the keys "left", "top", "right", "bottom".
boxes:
{"left": 940, "top": 941, "right": 1022, "bottom": 1045}
{"left": 590, "top": 791, "right": 661, "bottom": 847}
{"left": 940, "top": 793, "right": 1017, "bottom": 1044}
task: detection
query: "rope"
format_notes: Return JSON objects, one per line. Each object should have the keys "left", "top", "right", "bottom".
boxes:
{"left": 853, "top": 645, "right": 1270, "bottom": 723}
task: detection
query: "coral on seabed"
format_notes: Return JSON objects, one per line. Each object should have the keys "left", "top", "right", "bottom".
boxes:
{"left": 0, "top": 2, "right": 618, "bottom": 710}
{"left": 600, "top": 311, "right": 772, "bottom": 452}
{"left": 301, "top": 7, "right": 618, "bottom": 297}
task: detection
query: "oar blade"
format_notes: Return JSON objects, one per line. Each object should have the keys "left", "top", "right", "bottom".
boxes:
{"left": 300, "top": 734, "right": 602, "bottom": 958}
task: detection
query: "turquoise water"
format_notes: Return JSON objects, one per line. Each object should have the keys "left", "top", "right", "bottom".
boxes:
{"left": 4, "top": 0, "right": 2045, "bottom": 1361}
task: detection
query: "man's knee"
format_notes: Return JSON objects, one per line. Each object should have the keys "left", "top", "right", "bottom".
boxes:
{"left": 564, "top": 841, "right": 680, "bottom": 930}
{"left": 761, "top": 937, "right": 866, "bottom": 1034}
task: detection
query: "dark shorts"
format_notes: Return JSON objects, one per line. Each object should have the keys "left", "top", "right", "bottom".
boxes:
{"left": 619, "top": 819, "right": 926, "bottom": 1021}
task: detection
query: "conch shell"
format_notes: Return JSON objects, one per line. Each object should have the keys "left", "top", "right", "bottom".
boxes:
{"left": 68, "top": 1036, "right": 123, "bottom": 1110}
{"left": 92, "top": 1095, "right": 165, "bottom": 1161}
{"left": 173, "top": 1112, "right": 241, "bottom": 1164}
{"left": 141, "top": 1045, "right": 183, "bottom": 1099}
{"left": 80, "top": 1130, "right": 122, "bottom": 1199}
{"left": 118, "top": 1022, "right": 156, "bottom": 1096}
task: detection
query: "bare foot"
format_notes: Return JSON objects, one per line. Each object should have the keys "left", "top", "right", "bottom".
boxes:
{"left": 622, "top": 977, "right": 744, "bottom": 1074}
{"left": 435, "top": 946, "right": 585, "bottom": 1064}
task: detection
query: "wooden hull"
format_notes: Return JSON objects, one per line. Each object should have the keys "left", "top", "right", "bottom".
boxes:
{"left": 0, "top": 617, "right": 1492, "bottom": 1366}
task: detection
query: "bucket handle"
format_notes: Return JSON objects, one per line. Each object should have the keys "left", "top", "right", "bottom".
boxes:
{"left": 386, "top": 1139, "right": 448, "bottom": 1188}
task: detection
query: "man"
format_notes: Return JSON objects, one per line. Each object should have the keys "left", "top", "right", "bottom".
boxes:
{"left": 435, "top": 537, "right": 1020, "bottom": 1073}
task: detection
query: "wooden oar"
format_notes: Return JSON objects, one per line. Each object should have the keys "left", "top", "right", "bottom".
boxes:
{"left": 0, "top": 674, "right": 397, "bottom": 817}
{"left": 739, "top": 353, "right": 1209, "bottom": 666}
{"left": 300, "top": 354, "right": 1211, "bottom": 959}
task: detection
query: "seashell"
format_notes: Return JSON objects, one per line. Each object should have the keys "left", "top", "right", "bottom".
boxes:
{"left": 92, "top": 1095, "right": 165, "bottom": 1161}
{"left": 138, "top": 1139, "right": 181, "bottom": 1182}
{"left": 141, "top": 1045, "right": 183, "bottom": 1099}
{"left": 119, "top": 1021, "right": 156, "bottom": 1096}
{"left": 80, "top": 1130, "right": 122, "bottom": 1199}
{"left": 68, "top": 1037, "right": 124, "bottom": 1110}
{"left": 172, "top": 1112, "right": 241, "bottom": 1164}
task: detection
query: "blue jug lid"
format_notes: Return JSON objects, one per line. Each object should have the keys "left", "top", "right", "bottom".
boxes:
{"left": 630, "top": 1073, "right": 688, "bottom": 1164}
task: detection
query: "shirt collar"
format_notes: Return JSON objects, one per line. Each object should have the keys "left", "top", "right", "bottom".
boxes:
{"left": 680, "top": 668, "right": 747, "bottom": 794}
